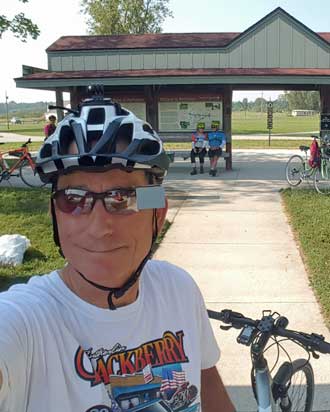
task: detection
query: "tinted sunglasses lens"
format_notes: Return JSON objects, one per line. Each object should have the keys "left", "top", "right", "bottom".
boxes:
{"left": 104, "top": 190, "right": 137, "bottom": 214}
{"left": 54, "top": 190, "right": 92, "bottom": 214}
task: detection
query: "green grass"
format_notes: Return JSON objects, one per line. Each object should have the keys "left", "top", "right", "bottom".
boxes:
{"left": 281, "top": 188, "right": 330, "bottom": 324}
{"left": 0, "top": 188, "right": 64, "bottom": 291}
{"left": 232, "top": 112, "right": 319, "bottom": 134}
{"left": 0, "top": 123, "right": 44, "bottom": 137}
{"left": 0, "top": 187, "right": 171, "bottom": 292}
{"left": 0, "top": 142, "right": 42, "bottom": 152}
{"left": 164, "top": 139, "right": 312, "bottom": 150}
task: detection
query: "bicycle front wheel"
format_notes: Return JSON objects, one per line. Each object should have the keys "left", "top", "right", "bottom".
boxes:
{"left": 285, "top": 155, "right": 304, "bottom": 186}
{"left": 314, "top": 167, "right": 330, "bottom": 195}
{"left": 273, "top": 359, "right": 314, "bottom": 412}
{"left": 19, "top": 160, "right": 46, "bottom": 188}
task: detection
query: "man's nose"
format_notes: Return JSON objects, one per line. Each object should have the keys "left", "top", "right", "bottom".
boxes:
{"left": 87, "top": 198, "right": 115, "bottom": 237}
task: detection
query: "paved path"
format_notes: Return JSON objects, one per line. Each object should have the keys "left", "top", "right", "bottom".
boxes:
{"left": 155, "top": 150, "right": 330, "bottom": 411}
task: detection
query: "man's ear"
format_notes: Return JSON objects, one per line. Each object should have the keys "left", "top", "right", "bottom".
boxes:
{"left": 156, "top": 197, "right": 168, "bottom": 232}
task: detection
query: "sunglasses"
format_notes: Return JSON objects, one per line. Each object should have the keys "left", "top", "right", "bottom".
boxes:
{"left": 52, "top": 188, "right": 138, "bottom": 216}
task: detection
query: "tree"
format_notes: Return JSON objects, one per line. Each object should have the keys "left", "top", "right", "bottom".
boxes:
{"left": 284, "top": 91, "right": 320, "bottom": 112}
{"left": 242, "top": 98, "right": 248, "bottom": 117}
{"left": 81, "top": 0, "right": 173, "bottom": 35}
{"left": 0, "top": 0, "right": 40, "bottom": 42}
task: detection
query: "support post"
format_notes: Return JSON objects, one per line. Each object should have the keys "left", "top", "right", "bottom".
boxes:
{"left": 144, "top": 85, "right": 159, "bottom": 131}
{"left": 55, "top": 89, "right": 64, "bottom": 121}
{"left": 223, "top": 86, "right": 233, "bottom": 170}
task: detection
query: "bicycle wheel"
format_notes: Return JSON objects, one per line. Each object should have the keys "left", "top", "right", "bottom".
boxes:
{"left": 273, "top": 359, "right": 314, "bottom": 412}
{"left": 314, "top": 167, "right": 330, "bottom": 195}
{"left": 19, "top": 160, "right": 46, "bottom": 188}
{"left": 285, "top": 155, "right": 305, "bottom": 186}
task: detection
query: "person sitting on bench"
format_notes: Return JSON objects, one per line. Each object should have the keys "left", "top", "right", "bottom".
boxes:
{"left": 208, "top": 121, "right": 226, "bottom": 176}
{"left": 190, "top": 122, "right": 208, "bottom": 175}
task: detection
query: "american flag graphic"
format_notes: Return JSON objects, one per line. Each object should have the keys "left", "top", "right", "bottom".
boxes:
{"left": 160, "top": 369, "right": 187, "bottom": 392}
{"left": 143, "top": 364, "right": 154, "bottom": 384}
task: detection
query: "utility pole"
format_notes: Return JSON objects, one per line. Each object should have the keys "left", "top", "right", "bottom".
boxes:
{"left": 5, "top": 91, "right": 9, "bottom": 130}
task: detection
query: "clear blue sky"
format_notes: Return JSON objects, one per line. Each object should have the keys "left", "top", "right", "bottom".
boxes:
{"left": 1, "top": 0, "right": 330, "bottom": 103}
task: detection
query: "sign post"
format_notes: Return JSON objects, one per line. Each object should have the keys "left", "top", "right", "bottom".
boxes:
{"left": 320, "top": 113, "right": 330, "bottom": 135}
{"left": 267, "top": 101, "right": 273, "bottom": 146}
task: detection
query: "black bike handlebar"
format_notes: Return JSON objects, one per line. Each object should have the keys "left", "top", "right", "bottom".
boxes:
{"left": 208, "top": 309, "right": 330, "bottom": 354}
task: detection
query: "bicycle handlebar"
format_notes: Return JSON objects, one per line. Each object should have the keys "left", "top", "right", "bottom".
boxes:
{"left": 208, "top": 309, "right": 330, "bottom": 354}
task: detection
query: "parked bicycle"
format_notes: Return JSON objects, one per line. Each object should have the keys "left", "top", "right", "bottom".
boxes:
{"left": 285, "top": 135, "right": 330, "bottom": 194}
{"left": 285, "top": 136, "right": 318, "bottom": 187}
{"left": 314, "top": 134, "right": 330, "bottom": 195}
{"left": 0, "top": 139, "right": 46, "bottom": 187}
{"left": 208, "top": 308, "right": 330, "bottom": 412}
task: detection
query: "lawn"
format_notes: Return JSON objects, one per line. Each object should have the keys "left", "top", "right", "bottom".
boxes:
{"left": 0, "top": 112, "right": 320, "bottom": 137}
{"left": 0, "top": 122, "right": 44, "bottom": 137}
{"left": 0, "top": 188, "right": 64, "bottom": 291}
{"left": 281, "top": 188, "right": 330, "bottom": 324}
{"left": 164, "top": 139, "right": 312, "bottom": 151}
{"left": 0, "top": 188, "right": 170, "bottom": 291}
{"left": 0, "top": 141, "right": 42, "bottom": 152}
{"left": 232, "top": 111, "right": 319, "bottom": 135}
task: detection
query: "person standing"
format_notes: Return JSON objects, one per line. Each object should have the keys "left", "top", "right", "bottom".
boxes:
{"left": 190, "top": 122, "right": 208, "bottom": 175}
{"left": 44, "top": 115, "right": 57, "bottom": 140}
{"left": 208, "top": 121, "right": 226, "bottom": 176}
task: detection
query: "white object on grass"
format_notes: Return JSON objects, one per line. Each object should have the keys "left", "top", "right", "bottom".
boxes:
{"left": 0, "top": 234, "right": 31, "bottom": 266}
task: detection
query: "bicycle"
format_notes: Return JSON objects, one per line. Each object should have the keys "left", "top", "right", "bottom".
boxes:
{"left": 285, "top": 139, "right": 318, "bottom": 188}
{"left": 313, "top": 134, "right": 330, "bottom": 195}
{"left": 0, "top": 139, "right": 46, "bottom": 188}
{"left": 208, "top": 308, "right": 330, "bottom": 412}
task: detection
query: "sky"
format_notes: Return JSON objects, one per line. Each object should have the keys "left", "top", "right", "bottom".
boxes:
{"left": 1, "top": 0, "right": 330, "bottom": 103}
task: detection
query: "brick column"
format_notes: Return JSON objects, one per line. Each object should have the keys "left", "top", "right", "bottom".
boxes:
{"left": 144, "top": 85, "right": 159, "bottom": 131}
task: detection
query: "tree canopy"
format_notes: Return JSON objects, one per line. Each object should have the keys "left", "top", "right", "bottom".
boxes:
{"left": 81, "top": 0, "right": 173, "bottom": 35}
{"left": 0, "top": 0, "right": 40, "bottom": 42}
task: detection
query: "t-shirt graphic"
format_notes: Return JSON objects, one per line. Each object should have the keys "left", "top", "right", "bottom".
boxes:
{"left": 75, "top": 331, "right": 200, "bottom": 412}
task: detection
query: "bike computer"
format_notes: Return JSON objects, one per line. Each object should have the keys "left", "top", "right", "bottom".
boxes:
{"left": 237, "top": 325, "right": 255, "bottom": 346}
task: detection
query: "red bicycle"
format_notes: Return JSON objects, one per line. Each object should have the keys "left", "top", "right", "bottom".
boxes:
{"left": 0, "top": 139, "right": 46, "bottom": 188}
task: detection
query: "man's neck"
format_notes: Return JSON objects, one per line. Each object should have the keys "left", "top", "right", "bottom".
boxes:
{"left": 59, "top": 265, "right": 140, "bottom": 309}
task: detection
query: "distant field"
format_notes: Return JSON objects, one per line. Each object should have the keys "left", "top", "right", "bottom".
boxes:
{"left": 0, "top": 112, "right": 320, "bottom": 137}
{"left": 0, "top": 122, "right": 44, "bottom": 136}
{"left": 232, "top": 111, "right": 319, "bottom": 135}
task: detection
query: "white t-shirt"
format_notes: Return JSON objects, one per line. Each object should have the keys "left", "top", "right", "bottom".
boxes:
{"left": 0, "top": 260, "right": 220, "bottom": 412}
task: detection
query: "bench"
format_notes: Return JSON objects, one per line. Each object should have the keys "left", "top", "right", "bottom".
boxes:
{"left": 161, "top": 135, "right": 231, "bottom": 169}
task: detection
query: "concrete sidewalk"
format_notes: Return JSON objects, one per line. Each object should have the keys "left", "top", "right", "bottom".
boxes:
{"left": 155, "top": 150, "right": 330, "bottom": 411}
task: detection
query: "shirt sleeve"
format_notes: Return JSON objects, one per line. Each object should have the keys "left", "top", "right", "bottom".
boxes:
{"left": 0, "top": 297, "right": 29, "bottom": 410}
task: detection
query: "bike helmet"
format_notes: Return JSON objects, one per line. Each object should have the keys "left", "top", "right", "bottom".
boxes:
{"left": 36, "top": 86, "right": 169, "bottom": 183}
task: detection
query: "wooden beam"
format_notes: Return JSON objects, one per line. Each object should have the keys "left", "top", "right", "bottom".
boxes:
{"left": 223, "top": 85, "right": 232, "bottom": 170}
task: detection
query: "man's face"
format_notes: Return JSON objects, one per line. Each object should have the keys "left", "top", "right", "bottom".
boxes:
{"left": 55, "top": 169, "right": 167, "bottom": 287}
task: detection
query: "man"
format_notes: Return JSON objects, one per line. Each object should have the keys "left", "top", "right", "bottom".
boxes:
{"left": 44, "top": 114, "right": 57, "bottom": 140}
{"left": 190, "top": 122, "right": 208, "bottom": 175}
{"left": 208, "top": 121, "right": 226, "bottom": 177}
{"left": 0, "top": 90, "right": 234, "bottom": 412}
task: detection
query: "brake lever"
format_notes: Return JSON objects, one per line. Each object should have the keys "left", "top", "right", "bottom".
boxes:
{"left": 312, "top": 350, "right": 320, "bottom": 359}
{"left": 220, "top": 325, "right": 232, "bottom": 331}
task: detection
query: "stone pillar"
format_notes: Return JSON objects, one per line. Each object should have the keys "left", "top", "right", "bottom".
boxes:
{"left": 223, "top": 85, "right": 233, "bottom": 170}
{"left": 144, "top": 85, "right": 159, "bottom": 131}
{"left": 55, "top": 89, "right": 64, "bottom": 121}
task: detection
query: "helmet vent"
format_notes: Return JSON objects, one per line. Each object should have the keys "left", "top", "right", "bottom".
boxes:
{"left": 59, "top": 125, "right": 76, "bottom": 154}
{"left": 87, "top": 108, "right": 105, "bottom": 125}
{"left": 142, "top": 124, "right": 155, "bottom": 135}
{"left": 136, "top": 139, "right": 160, "bottom": 156}
{"left": 115, "top": 124, "right": 133, "bottom": 153}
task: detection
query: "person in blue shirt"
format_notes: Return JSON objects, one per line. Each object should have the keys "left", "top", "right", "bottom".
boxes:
{"left": 208, "top": 121, "right": 226, "bottom": 176}
{"left": 190, "top": 122, "right": 208, "bottom": 175}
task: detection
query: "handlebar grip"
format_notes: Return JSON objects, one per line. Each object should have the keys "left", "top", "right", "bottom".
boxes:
{"left": 316, "top": 339, "right": 330, "bottom": 354}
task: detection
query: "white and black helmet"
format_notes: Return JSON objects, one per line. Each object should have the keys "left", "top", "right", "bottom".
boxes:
{"left": 36, "top": 87, "right": 169, "bottom": 183}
